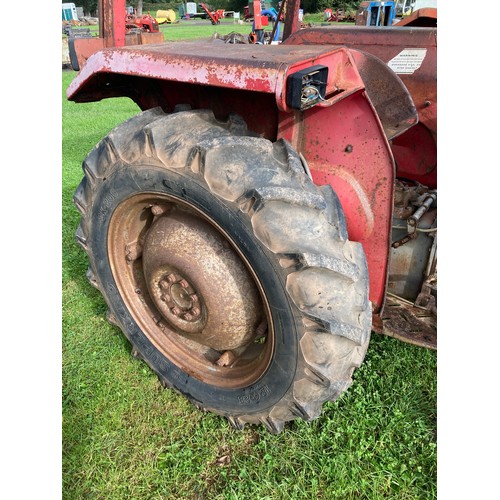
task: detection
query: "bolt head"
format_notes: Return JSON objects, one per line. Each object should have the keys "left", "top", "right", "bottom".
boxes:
{"left": 166, "top": 273, "right": 178, "bottom": 284}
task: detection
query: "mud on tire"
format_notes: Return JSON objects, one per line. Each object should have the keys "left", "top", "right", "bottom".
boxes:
{"left": 73, "top": 108, "right": 372, "bottom": 433}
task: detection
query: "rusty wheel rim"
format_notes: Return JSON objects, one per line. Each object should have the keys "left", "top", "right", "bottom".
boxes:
{"left": 108, "top": 192, "right": 274, "bottom": 389}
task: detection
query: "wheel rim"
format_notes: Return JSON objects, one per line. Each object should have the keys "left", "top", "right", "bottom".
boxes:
{"left": 108, "top": 192, "right": 274, "bottom": 389}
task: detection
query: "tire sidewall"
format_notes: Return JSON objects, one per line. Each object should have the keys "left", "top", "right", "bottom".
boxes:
{"left": 88, "top": 162, "right": 300, "bottom": 415}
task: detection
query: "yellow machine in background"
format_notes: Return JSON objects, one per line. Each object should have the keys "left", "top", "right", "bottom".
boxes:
{"left": 156, "top": 9, "right": 177, "bottom": 24}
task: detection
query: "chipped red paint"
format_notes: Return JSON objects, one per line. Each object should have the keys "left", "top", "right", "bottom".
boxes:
{"left": 68, "top": 43, "right": 366, "bottom": 113}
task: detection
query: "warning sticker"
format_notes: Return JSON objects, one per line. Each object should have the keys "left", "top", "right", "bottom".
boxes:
{"left": 388, "top": 48, "right": 427, "bottom": 75}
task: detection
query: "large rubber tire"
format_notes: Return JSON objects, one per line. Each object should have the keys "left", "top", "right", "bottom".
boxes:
{"left": 73, "top": 108, "right": 372, "bottom": 433}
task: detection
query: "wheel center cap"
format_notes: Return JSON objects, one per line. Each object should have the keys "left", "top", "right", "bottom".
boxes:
{"left": 170, "top": 283, "right": 193, "bottom": 310}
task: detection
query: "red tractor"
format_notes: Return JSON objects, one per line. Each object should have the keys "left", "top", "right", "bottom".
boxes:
{"left": 125, "top": 11, "right": 160, "bottom": 33}
{"left": 67, "top": 0, "right": 437, "bottom": 433}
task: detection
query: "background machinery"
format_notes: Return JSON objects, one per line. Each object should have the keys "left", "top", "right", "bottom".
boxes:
{"left": 67, "top": 0, "right": 164, "bottom": 71}
{"left": 155, "top": 9, "right": 177, "bottom": 24}
{"left": 200, "top": 3, "right": 224, "bottom": 24}
{"left": 324, "top": 8, "right": 356, "bottom": 23}
{"left": 66, "top": 0, "right": 437, "bottom": 432}
{"left": 355, "top": 1, "right": 396, "bottom": 26}
{"left": 125, "top": 10, "right": 160, "bottom": 32}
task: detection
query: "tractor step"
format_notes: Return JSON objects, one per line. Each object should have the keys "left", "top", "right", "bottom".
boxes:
{"left": 374, "top": 294, "right": 437, "bottom": 350}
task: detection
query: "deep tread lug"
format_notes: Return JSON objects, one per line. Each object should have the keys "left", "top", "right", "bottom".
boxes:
{"left": 73, "top": 179, "right": 87, "bottom": 215}
{"left": 75, "top": 224, "right": 87, "bottom": 250}
{"left": 85, "top": 267, "right": 99, "bottom": 290}
{"left": 227, "top": 416, "right": 246, "bottom": 430}
{"left": 258, "top": 416, "right": 285, "bottom": 434}
{"left": 304, "top": 366, "right": 331, "bottom": 388}
{"left": 106, "top": 308, "right": 119, "bottom": 326}
{"left": 290, "top": 400, "right": 319, "bottom": 421}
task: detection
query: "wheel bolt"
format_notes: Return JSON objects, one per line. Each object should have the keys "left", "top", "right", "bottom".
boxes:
{"left": 160, "top": 293, "right": 174, "bottom": 307}
{"left": 166, "top": 272, "right": 178, "bottom": 284}
{"left": 171, "top": 306, "right": 182, "bottom": 316}
{"left": 152, "top": 271, "right": 203, "bottom": 325}
{"left": 151, "top": 204, "right": 170, "bottom": 215}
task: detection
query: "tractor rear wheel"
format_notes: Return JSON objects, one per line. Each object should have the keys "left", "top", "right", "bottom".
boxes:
{"left": 73, "top": 108, "right": 371, "bottom": 433}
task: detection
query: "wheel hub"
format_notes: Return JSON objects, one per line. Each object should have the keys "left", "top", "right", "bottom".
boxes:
{"left": 151, "top": 270, "right": 206, "bottom": 333}
{"left": 142, "top": 209, "right": 261, "bottom": 351}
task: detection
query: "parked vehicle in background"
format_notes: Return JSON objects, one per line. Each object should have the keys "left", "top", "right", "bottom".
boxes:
{"left": 355, "top": 1, "right": 396, "bottom": 26}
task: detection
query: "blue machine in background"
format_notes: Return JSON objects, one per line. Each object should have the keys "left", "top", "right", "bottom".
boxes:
{"left": 355, "top": 1, "right": 396, "bottom": 26}
{"left": 262, "top": 8, "right": 280, "bottom": 41}
{"left": 252, "top": 7, "right": 281, "bottom": 43}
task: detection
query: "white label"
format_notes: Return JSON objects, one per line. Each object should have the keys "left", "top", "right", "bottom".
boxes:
{"left": 388, "top": 48, "right": 427, "bottom": 74}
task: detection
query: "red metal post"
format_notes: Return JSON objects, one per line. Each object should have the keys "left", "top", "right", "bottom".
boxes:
{"left": 282, "top": 0, "right": 302, "bottom": 41}
{"left": 253, "top": 0, "right": 263, "bottom": 30}
{"left": 100, "top": 0, "right": 126, "bottom": 47}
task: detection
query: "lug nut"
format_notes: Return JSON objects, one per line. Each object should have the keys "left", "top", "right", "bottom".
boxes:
{"left": 151, "top": 204, "right": 170, "bottom": 215}
{"left": 178, "top": 279, "right": 194, "bottom": 294}
{"left": 166, "top": 273, "right": 178, "bottom": 284}
{"left": 160, "top": 292, "right": 174, "bottom": 306}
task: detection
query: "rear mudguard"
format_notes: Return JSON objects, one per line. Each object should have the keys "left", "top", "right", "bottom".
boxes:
{"left": 67, "top": 41, "right": 418, "bottom": 315}
{"left": 284, "top": 26, "right": 437, "bottom": 188}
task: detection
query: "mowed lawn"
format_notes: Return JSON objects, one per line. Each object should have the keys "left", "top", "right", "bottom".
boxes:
{"left": 62, "top": 34, "right": 437, "bottom": 498}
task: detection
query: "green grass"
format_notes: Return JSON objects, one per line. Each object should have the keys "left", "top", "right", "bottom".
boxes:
{"left": 160, "top": 19, "right": 262, "bottom": 42}
{"left": 62, "top": 48, "right": 436, "bottom": 498}
{"left": 65, "top": 17, "right": 281, "bottom": 42}
{"left": 64, "top": 13, "right": 345, "bottom": 43}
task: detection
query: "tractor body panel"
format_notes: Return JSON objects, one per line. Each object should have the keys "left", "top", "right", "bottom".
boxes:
{"left": 67, "top": 41, "right": 419, "bottom": 315}
{"left": 284, "top": 26, "right": 437, "bottom": 188}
